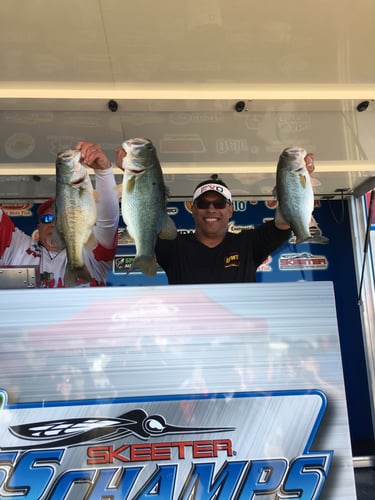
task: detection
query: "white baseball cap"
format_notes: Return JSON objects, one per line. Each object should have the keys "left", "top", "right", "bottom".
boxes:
{"left": 192, "top": 178, "right": 232, "bottom": 203}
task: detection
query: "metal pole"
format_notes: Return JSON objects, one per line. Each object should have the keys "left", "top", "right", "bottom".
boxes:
{"left": 358, "top": 189, "right": 375, "bottom": 305}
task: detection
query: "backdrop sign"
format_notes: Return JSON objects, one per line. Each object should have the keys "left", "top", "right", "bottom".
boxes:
{"left": 0, "top": 281, "right": 357, "bottom": 498}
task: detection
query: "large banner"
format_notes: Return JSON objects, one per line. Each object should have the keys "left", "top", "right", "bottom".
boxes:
{"left": 0, "top": 282, "right": 357, "bottom": 498}
{"left": 0, "top": 390, "right": 332, "bottom": 499}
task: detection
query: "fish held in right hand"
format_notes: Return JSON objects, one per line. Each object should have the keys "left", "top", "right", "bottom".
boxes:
{"left": 120, "top": 138, "right": 177, "bottom": 277}
{"left": 274, "top": 147, "right": 329, "bottom": 244}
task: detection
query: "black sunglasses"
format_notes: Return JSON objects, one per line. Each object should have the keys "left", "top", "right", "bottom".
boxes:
{"left": 195, "top": 198, "right": 229, "bottom": 209}
{"left": 39, "top": 214, "right": 55, "bottom": 224}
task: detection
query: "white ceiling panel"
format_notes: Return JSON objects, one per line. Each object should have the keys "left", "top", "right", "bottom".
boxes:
{"left": 0, "top": 0, "right": 374, "bottom": 199}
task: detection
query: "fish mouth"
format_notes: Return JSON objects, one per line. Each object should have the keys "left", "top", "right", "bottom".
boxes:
{"left": 57, "top": 149, "right": 81, "bottom": 162}
{"left": 122, "top": 138, "right": 153, "bottom": 174}
{"left": 281, "top": 146, "right": 307, "bottom": 159}
{"left": 127, "top": 168, "right": 145, "bottom": 174}
{"left": 69, "top": 174, "right": 86, "bottom": 186}
{"left": 122, "top": 138, "right": 150, "bottom": 153}
{"left": 57, "top": 150, "right": 83, "bottom": 174}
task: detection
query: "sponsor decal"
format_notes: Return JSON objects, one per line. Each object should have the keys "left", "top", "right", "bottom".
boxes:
{"left": 4, "top": 132, "right": 35, "bottom": 160}
{"left": 113, "top": 255, "right": 164, "bottom": 275}
{"left": 216, "top": 138, "right": 249, "bottom": 155}
{"left": 257, "top": 255, "right": 273, "bottom": 272}
{"left": 1, "top": 203, "right": 33, "bottom": 217}
{"left": 176, "top": 228, "right": 195, "bottom": 235}
{"left": 0, "top": 390, "right": 333, "bottom": 499}
{"left": 159, "top": 135, "right": 205, "bottom": 154}
{"left": 184, "top": 201, "right": 194, "bottom": 213}
{"left": 169, "top": 112, "right": 224, "bottom": 126}
{"left": 279, "top": 252, "right": 328, "bottom": 271}
{"left": 228, "top": 221, "right": 254, "bottom": 233}
{"left": 224, "top": 253, "right": 240, "bottom": 269}
{"left": 167, "top": 206, "right": 178, "bottom": 216}
{"left": 113, "top": 255, "right": 137, "bottom": 273}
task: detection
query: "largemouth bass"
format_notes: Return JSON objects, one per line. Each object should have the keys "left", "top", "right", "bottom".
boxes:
{"left": 55, "top": 149, "right": 97, "bottom": 286}
{"left": 275, "top": 147, "right": 329, "bottom": 244}
{"left": 120, "top": 138, "right": 177, "bottom": 276}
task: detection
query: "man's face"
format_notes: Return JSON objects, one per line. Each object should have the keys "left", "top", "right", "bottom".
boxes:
{"left": 38, "top": 209, "right": 57, "bottom": 251}
{"left": 192, "top": 193, "right": 234, "bottom": 237}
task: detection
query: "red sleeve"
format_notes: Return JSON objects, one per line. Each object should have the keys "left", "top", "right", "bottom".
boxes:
{"left": 0, "top": 210, "right": 15, "bottom": 257}
{"left": 93, "top": 232, "right": 118, "bottom": 261}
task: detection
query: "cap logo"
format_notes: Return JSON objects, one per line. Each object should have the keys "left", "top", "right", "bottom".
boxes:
{"left": 193, "top": 183, "right": 232, "bottom": 202}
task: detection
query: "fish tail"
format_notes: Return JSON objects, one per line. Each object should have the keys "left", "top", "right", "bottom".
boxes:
{"left": 64, "top": 264, "right": 92, "bottom": 287}
{"left": 128, "top": 256, "right": 157, "bottom": 277}
{"left": 308, "top": 234, "right": 330, "bottom": 244}
{"left": 294, "top": 237, "right": 309, "bottom": 244}
{"left": 294, "top": 233, "right": 330, "bottom": 245}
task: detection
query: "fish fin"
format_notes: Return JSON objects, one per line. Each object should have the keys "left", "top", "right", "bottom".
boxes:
{"left": 64, "top": 264, "right": 92, "bottom": 287}
{"left": 126, "top": 177, "right": 136, "bottom": 194}
{"left": 299, "top": 174, "right": 307, "bottom": 188}
{"left": 159, "top": 215, "right": 177, "bottom": 240}
{"left": 84, "top": 232, "right": 97, "bottom": 249}
{"left": 114, "top": 185, "right": 122, "bottom": 200}
{"left": 128, "top": 256, "right": 157, "bottom": 277}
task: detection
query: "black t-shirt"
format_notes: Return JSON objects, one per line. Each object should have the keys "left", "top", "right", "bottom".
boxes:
{"left": 155, "top": 220, "right": 290, "bottom": 284}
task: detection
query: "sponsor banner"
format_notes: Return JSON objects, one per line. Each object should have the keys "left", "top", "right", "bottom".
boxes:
{"left": 0, "top": 282, "right": 358, "bottom": 498}
{"left": 279, "top": 252, "right": 328, "bottom": 271}
{"left": 0, "top": 390, "right": 332, "bottom": 499}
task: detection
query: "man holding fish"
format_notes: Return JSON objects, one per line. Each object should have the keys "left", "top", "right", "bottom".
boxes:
{"left": 0, "top": 141, "right": 119, "bottom": 287}
{"left": 113, "top": 139, "right": 324, "bottom": 284}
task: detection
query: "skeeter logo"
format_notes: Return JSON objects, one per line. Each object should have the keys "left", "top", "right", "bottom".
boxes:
{"left": 0, "top": 390, "right": 333, "bottom": 499}
{"left": 6, "top": 408, "right": 233, "bottom": 450}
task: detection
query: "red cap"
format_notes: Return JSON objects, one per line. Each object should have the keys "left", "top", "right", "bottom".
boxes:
{"left": 37, "top": 197, "right": 55, "bottom": 216}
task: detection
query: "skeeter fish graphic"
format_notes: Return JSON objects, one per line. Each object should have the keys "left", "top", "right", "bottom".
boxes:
{"left": 6, "top": 409, "right": 234, "bottom": 449}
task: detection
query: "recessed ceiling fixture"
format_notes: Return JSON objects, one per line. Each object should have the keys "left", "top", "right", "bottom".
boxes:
{"left": 356, "top": 100, "right": 371, "bottom": 112}
{"left": 234, "top": 101, "right": 246, "bottom": 112}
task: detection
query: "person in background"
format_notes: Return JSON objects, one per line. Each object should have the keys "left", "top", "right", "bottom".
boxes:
{"left": 112, "top": 145, "right": 317, "bottom": 285}
{"left": 0, "top": 142, "right": 119, "bottom": 287}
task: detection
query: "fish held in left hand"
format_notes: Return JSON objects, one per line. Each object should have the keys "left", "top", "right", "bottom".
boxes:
{"left": 55, "top": 149, "right": 98, "bottom": 286}
{"left": 120, "top": 138, "right": 177, "bottom": 277}
{"left": 274, "top": 146, "right": 329, "bottom": 244}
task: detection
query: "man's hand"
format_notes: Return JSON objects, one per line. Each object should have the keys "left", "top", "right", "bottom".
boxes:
{"left": 304, "top": 153, "right": 315, "bottom": 174}
{"left": 76, "top": 141, "right": 111, "bottom": 170}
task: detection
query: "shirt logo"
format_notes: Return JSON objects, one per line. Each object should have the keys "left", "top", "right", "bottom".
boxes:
{"left": 224, "top": 253, "right": 240, "bottom": 268}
